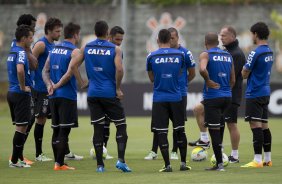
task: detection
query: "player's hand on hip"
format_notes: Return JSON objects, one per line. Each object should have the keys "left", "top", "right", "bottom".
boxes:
{"left": 116, "top": 89, "right": 124, "bottom": 100}
{"left": 22, "top": 86, "right": 31, "bottom": 93}
{"left": 206, "top": 80, "right": 220, "bottom": 89}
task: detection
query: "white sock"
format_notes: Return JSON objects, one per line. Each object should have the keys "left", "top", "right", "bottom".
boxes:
{"left": 264, "top": 152, "right": 271, "bottom": 162}
{"left": 200, "top": 132, "right": 209, "bottom": 142}
{"left": 254, "top": 154, "right": 262, "bottom": 163}
{"left": 231, "top": 150, "right": 239, "bottom": 159}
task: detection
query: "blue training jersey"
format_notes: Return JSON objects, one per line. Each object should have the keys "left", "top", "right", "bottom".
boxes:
{"left": 7, "top": 44, "right": 31, "bottom": 95}
{"left": 203, "top": 47, "right": 233, "bottom": 100}
{"left": 146, "top": 48, "right": 184, "bottom": 102}
{"left": 33, "top": 37, "right": 55, "bottom": 92}
{"left": 49, "top": 41, "right": 77, "bottom": 100}
{"left": 178, "top": 45, "right": 195, "bottom": 96}
{"left": 244, "top": 45, "right": 273, "bottom": 98}
{"left": 84, "top": 39, "right": 117, "bottom": 98}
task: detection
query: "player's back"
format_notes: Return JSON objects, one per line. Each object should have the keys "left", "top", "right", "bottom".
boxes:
{"left": 245, "top": 45, "right": 273, "bottom": 98}
{"left": 49, "top": 41, "right": 77, "bottom": 100}
{"left": 147, "top": 48, "right": 184, "bottom": 102}
{"left": 33, "top": 37, "right": 54, "bottom": 92}
{"left": 203, "top": 47, "right": 233, "bottom": 99}
{"left": 84, "top": 39, "right": 116, "bottom": 98}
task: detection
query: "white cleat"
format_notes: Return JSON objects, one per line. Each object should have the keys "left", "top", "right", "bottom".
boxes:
{"left": 35, "top": 153, "right": 53, "bottom": 162}
{"left": 144, "top": 151, "right": 158, "bottom": 160}
{"left": 170, "top": 152, "right": 179, "bottom": 160}
{"left": 65, "top": 152, "right": 84, "bottom": 161}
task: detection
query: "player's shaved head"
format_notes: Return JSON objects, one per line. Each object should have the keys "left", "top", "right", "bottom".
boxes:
{"left": 205, "top": 32, "right": 219, "bottom": 46}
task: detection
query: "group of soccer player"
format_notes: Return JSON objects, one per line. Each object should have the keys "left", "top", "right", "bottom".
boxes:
{"left": 6, "top": 13, "right": 273, "bottom": 172}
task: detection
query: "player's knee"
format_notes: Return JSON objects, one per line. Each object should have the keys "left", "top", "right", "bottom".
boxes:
{"left": 193, "top": 103, "right": 204, "bottom": 115}
{"left": 157, "top": 132, "right": 169, "bottom": 150}
{"left": 116, "top": 124, "right": 128, "bottom": 143}
{"left": 176, "top": 130, "right": 187, "bottom": 148}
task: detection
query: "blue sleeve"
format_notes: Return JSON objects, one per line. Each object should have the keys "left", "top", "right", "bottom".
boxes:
{"left": 146, "top": 53, "right": 152, "bottom": 71}
{"left": 185, "top": 50, "right": 196, "bottom": 68}
{"left": 16, "top": 50, "right": 27, "bottom": 65}
{"left": 245, "top": 50, "right": 258, "bottom": 71}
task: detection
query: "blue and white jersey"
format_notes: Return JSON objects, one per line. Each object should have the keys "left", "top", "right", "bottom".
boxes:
{"left": 203, "top": 47, "right": 233, "bottom": 100}
{"left": 33, "top": 37, "right": 54, "bottom": 92}
{"left": 178, "top": 45, "right": 195, "bottom": 96}
{"left": 146, "top": 48, "right": 184, "bottom": 102}
{"left": 84, "top": 39, "right": 117, "bottom": 98}
{"left": 7, "top": 45, "right": 31, "bottom": 95}
{"left": 49, "top": 41, "right": 77, "bottom": 100}
{"left": 244, "top": 45, "right": 273, "bottom": 98}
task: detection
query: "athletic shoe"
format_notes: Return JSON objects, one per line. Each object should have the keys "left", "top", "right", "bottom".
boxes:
{"left": 144, "top": 151, "right": 158, "bottom": 160}
{"left": 24, "top": 157, "right": 34, "bottom": 165}
{"left": 65, "top": 152, "right": 84, "bottom": 161}
{"left": 9, "top": 160, "right": 22, "bottom": 168}
{"left": 170, "top": 152, "right": 178, "bottom": 160}
{"left": 205, "top": 163, "right": 225, "bottom": 171}
{"left": 228, "top": 155, "right": 239, "bottom": 163}
{"left": 159, "top": 165, "right": 172, "bottom": 172}
{"left": 241, "top": 160, "right": 263, "bottom": 168}
{"left": 116, "top": 160, "right": 132, "bottom": 172}
{"left": 105, "top": 153, "right": 114, "bottom": 160}
{"left": 35, "top": 153, "right": 52, "bottom": 162}
{"left": 96, "top": 165, "right": 105, "bottom": 172}
{"left": 263, "top": 161, "right": 272, "bottom": 167}
{"left": 53, "top": 163, "right": 75, "bottom": 170}
{"left": 19, "top": 160, "right": 31, "bottom": 168}
{"left": 180, "top": 164, "right": 192, "bottom": 171}
{"left": 188, "top": 138, "right": 210, "bottom": 149}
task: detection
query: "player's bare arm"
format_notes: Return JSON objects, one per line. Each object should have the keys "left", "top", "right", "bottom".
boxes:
{"left": 32, "top": 41, "right": 45, "bottom": 59}
{"left": 230, "top": 61, "right": 236, "bottom": 88}
{"left": 42, "top": 56, "right": 53, "bottom": 95}
{"left": 114, "top": 46, "right": 124, "bottom": 99}
{"left": 147, "top": 71, "right": 154, "bottom": 83}
{"left": 26, "top": 48, "right": 38, "bottom": 70}
{"left": 199, "top": 52, "right": 220, "bottom": 89}
{"left": 241, "top": 66, "right": 251, "bottom": 79}
{"left": 188, "top": 67, "right": 196, "bottom": 82}
{"left": 17, "top": 63, "right": 30, "bottom": 92}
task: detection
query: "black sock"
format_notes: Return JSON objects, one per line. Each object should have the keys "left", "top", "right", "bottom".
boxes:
{"left": 251, "top": 128, "right": 264, "bottom": 155}
{"left": 104, "top": 122, "right": 110, "bottom": 147}
{"left": 263, "top": 128, "right": 272, "bottom": 152}
{"left": 12, "top": 131, "right": 25, "bottom": 164}
{"left": 177, "top": 130, "right": 187, "bottom": 163}
{"left": 93, "top": 124, "right": 104, "bottom": 166}
{"left": 152, "top": 132, "right": 158, "bottom": 153}
{"left": 158, "top": 132, "right": 170, "bottom": 167}
{"left": 172, "top": 130, "right": 178, "bottom": 153}
{"left": 56, "top": 128, "right": 71, "bottom": 166}
{"left": 52, "top": 128, "right": 59, "bottom": 162}
{"left": 65, "top": 142, "right": 70, "bottom": 155}
{"left": 116, "top": 124, "right": 128, "bottom": 163}
{"left": 34, "top": 123, "right": 44, "bottom": 157}
{"left": 220, "top": 124, "right": 225, "bottom": 149}
{"left": 209, "top": 129, "right": 222, "bottom": 166}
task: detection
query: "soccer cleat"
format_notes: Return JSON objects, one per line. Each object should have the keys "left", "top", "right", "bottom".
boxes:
{"left": 9, "top": 160, "right": 23, "bottom": 168}
{"left": 170, "top": 152, "right": 178, "bottom": 160}
{"left": 241, "top": 160, "right": 263, "bottom": 168}
{"left": 19, "top": 160, "right": 31, "bottom": 168}
{"left": 180, "top": 164, "right": 192, "bottom": 171}
{"left": 116, "top": 160, "right": 132, "bottom": 172}
{"left": 188, "top": 138, "right": 210, "bottom": 149}
{"left": 24, "top": 157, "right": 34, "bottom": 165}
{"left": 65, "top": 152, "right": 84, "bottom": 161}
{"left": 105, "top": 153, "right": 114, "bottom": 160}
{"left": 228, "top": 156, "right": 239, "bottom": 163}
{"left": 96, "top": 165, "right": 105, "bottom": 172}
{"left": 144, "top": 151, "right": 158, "bottom": 160}
{"left": 54, "top": 163, "right": 75, "bottom": 170}
{"left": 263, "top": 161, "right": 272, "bottom": 167}
{"left": 205, "top": 163, "right": 225, "bottom": 171}
{"left": 35, "top": 153, "right": 52, "bottom": 162}
{"left": 159, "top": 165, "right": 173, "bottom": 172}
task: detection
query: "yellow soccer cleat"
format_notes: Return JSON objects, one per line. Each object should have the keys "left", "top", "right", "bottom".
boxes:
{"left": 263, "top": 161, "right": 272, "bottom": 167}
{"left": 241, "top": 160, "right": 263, "bottom": 168}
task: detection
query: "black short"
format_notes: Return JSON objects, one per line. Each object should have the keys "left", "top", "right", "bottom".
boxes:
{"left": 204, "top": 97, "right": 231, "bottom": 128}
{"left": 50, "top": 98, "right": 78, "bottom": 128}
{"left": 224, "top": 103, "right": 239, "bottom": 123}
{"left": 88, "top": 97, "right": 126, "bottom": 126}
{"left": 30, "top": 89, "right": 36, "bottom": 118}
{"left": 245, "top": 96, "right": 269, "bottom": 123}
{"left": 151, "top": 101, "right": 185, "bottom": 133}
{"left": 33, "top": 90, "right": 51, "bottom": 119}
{"left": 182, "top": 96, "right": 187, "bottom": 121}
{"left": 7, "top": 92, "right": 31, "bottom": 126}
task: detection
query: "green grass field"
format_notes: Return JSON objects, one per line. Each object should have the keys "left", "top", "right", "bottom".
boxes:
{"left": 0, "top": 102, "right": 281, "bottom": 184}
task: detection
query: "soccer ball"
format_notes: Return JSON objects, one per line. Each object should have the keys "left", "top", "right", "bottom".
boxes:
{"left": 210, "top": 153, "right": 229, "bottom": 167}
{"left": 191, "top": 146, "right": 208, "bottom": 161}
{"left": 89, "top": 146, "right": 108, "bottom": 159}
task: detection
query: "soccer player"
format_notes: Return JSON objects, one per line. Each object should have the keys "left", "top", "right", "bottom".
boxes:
{"left": 144, "top": 27, "right": 195, "bottom": 161}
{"left": 7, "top": 25, "right": 34, "bottom": 168}
{"left": 102, "top": 26, "right": 125, "bottom": 160}
{"left": 220, "top": 26, "right": 246, "bottom": 163}
{"left": 42, "top": 22, "right": 84, "bottom": 170}
{"left": 147, "top": 29, "right": 191, "bottom": 172}
{"left": 241, "top": 22, "right": 273, "bottom": 168}
{"left": 199, "top": 32, "right": 235, "bottom": 171}
{"left": 9, "top": 14, "right": 37, "bottom": 165}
